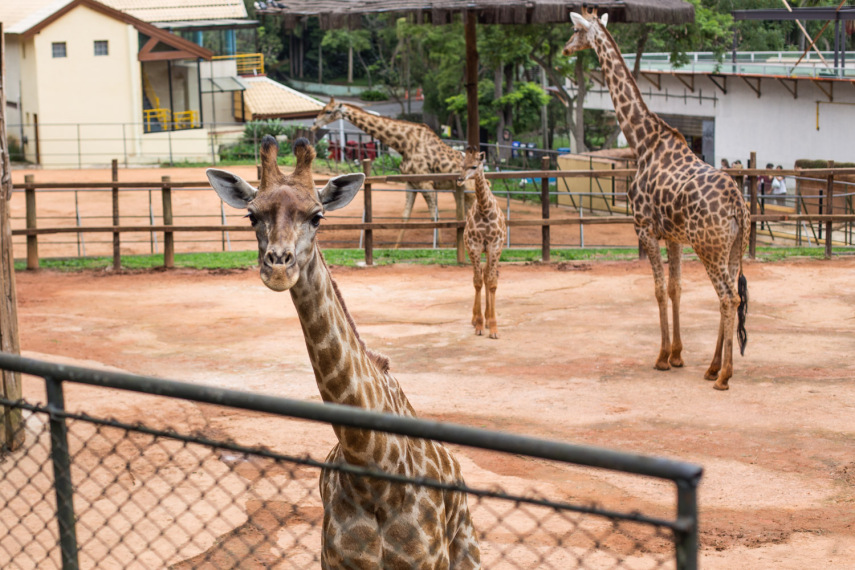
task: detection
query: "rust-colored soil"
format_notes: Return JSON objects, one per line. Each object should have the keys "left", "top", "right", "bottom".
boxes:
{"left": 12, "top": 255, "right": 855, "bottom": 568}
{"left": 7, "top": 166, "right": 855, "bottom": 567}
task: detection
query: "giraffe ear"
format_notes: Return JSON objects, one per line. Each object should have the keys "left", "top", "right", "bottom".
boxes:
{"left": 206, "top": 168, "right": 257, "bottom": 209}
{"left": 570, "top": 12, "right": 590, "bottom": 29}
{"left": 318, "top": 173, "right": 364, "bottom": 211}
{"left": 600, "top": 13, "right": 609, "bottom": 27}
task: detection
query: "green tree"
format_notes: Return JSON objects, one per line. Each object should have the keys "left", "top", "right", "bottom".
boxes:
{"left": 321, "top": 29, "right": 373, "bottom": 84}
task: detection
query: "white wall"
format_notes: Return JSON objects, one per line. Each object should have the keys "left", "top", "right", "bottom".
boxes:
{"left": 579, "top": 72, "right": 855, "bottom": 167}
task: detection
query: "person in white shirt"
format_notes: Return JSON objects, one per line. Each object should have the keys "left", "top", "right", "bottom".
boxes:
{"left": 770, "top": 165, "right": 787, "bottom": 206}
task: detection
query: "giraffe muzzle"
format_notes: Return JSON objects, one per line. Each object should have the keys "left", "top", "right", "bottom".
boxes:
{"left": 260, "top": 249, "right": 299, "bottom": 291}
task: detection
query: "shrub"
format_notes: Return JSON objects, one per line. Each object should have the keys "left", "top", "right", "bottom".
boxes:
{"left": 360, "top": 89, "right": 388, "bottom": 102}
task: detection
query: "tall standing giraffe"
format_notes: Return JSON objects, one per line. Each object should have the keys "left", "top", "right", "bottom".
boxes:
{"left": 458, "top": 147, "right": 506, "bottom": 339}
{"left": 563, "top": 9, "right": 750, "bottom": 390}
{"left": 206, "top": 136, "right": 481, "bottom": 567}
{"left": 312, "top": 98, "right": 472, "bottom": 247}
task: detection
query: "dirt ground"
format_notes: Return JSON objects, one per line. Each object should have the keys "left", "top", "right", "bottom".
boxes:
{"left": 6, "top": 165, "right": 855, "bottom": 568}
{"left": 10, "top": 254, "right": 855, "bottom": 568}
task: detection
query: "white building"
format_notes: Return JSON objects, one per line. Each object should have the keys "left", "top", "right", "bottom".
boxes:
{"left": 577, "top": 51, "right": 855, "bottom": 168}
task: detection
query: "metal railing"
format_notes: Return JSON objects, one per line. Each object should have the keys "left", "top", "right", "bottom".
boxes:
{"left": 0, "top": 351, "right": 702, "bottom": 569}
{"left": 622, "top": 51, "right": 855, "bottom": 79}
{"left": 212, "top": 53, "right": 264, "bottom": 76}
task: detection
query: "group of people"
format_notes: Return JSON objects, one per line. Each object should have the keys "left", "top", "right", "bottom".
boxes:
{"left": 720, "top": 159, "right": 788, "bottom": 207}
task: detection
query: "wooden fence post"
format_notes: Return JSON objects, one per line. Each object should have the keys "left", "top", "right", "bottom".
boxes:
{"left": 362, "top": 159, "right": 373, "bottom": 266}
{"left": 112, "top": 159, "right": 120, "bottom": 270}
{"left": 748, "top": 152, "right": 758, "bottom": 259}
{"left": 25, "top": 174, "right": 38, "bottom": 270}
{"left": 161, "top": 176, "right": 174, "bottom": 268}
{"left": 0, "top": 23, "right": 24, "bottom": 450}
{"left": 826, "top": 161, "right": 834, "bottom": 259}
{"left": 541, "top": 156, "right": 551, "bottom": 262}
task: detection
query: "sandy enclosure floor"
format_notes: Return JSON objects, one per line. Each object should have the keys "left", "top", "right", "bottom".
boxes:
{"left": 8, "top": 255, "right": 855, "bottom": 568}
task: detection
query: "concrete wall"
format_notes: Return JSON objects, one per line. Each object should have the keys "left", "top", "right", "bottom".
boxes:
{"left": 579, "top": 72, "right": 855, "bottom": 168}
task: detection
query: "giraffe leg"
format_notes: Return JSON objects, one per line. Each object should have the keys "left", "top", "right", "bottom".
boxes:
{"left": 639, "top": 231, "right": 671, "bottom": 370}
{"left": 468, "top": 246, "right": 484, "bottom": 335}
{"left": 702, "top": 258, "right": 739, "bottom": 390}
{"left": 666, "top": 241, "right": 684, "bottom": 367}
{"left": 394, "top": 184, "right": 419, "bottom": 249}
{"left": 421, "top": 188, "right": 441, "bottom": 247}
{"left": 485, "top": 246, "right": 501, "bottom": 339}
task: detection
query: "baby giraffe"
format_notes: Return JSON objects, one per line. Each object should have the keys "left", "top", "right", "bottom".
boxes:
{"left": 206, "top": 137, "right": 481, "bottom": 568}
{"left": 458, "top": 147, "right": 506, "bottom": 339}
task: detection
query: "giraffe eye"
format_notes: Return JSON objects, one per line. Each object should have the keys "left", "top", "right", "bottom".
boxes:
{"left": 310, "top": 213, "right": 324, "bottom": 227}
{"left": 245, "top": 212, "right": 258, "bottom": 225}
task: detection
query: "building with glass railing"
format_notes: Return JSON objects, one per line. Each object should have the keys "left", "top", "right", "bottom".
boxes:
{"left": 575, "top": 48, "right": 855, "bottom": 168}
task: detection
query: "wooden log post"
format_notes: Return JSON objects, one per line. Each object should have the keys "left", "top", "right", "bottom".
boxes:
{"left": 748, "top": 152, "right": 758, "bottom": 259}
{"left": 0, "top": 23, "right": 24, "bottom": 450}
{"left": 826, "top": 160, "right": 834, "bottom": 259}
{"left": 25, "top": 174, "right": 37, "bottom": 270}
{"left": 161, "top": 176, "right": 174, "bottom": 268}
{"left": 541, "top": 156, "right": 551, "bottom": 262}
{"left": 362, "top": 159, "right": 373, "bottom": 266}
{"left": 112, "top": 159, "right": 120, "bottom": 270}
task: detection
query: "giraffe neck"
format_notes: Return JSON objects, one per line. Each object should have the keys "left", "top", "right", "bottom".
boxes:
{"left": 590, "top": 26, "right": 655, "bottom": 151}
{"left": 473, "top": 169, "right": 495, "bottom": 210}
{"left": 341, "top": 104, "right": 417, "bottom": 155}
{"left": 289, "top": 247, "right": 415, "bottom": 465}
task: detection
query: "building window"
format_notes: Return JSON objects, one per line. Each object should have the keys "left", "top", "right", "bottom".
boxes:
{"left": 52, "top": 42, "right": 67, "bottom": 58}
{"left": 94, "top": 40, "right": 109, "bottom": 56}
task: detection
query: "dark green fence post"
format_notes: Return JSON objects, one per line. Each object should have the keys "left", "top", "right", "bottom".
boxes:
{"left": 45, "top": 376, "right": 79, "bottom": 570}
{"left": 541, "top": 156, "right": 551, "bottom": 262}
{"left": 675, "top": 478, "right": 699, "bottom": 570}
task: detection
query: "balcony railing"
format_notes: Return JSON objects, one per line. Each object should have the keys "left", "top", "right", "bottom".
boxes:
{"left": 212, "top": 53, "right": 264, "bottom": 76}
{"left": 143, "top": 109, "right": 200, "bottom": 133}
{"left": 622, "top": 51, "right": 855, "bottom": 79}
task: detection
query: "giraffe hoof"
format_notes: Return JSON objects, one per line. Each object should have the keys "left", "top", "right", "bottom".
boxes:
{"left": 704, "top": 370, "right": 719, "bottom": 381}
{"left": 654, "top": 361, "right": 671, "bottom": 371}
{"left": 489, "top": 332, "right": 498, "bottom": 340}
{"left": 669, "top": 356, "right": 685, "bottom": 368}
{"left": 713, "top": 380, "right": 730, "bottom": 391}
{"left": 475, "top": 328, "right": 483, "bottom": 336}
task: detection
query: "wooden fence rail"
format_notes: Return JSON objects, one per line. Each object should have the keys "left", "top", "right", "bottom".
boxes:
{"left": 11, "top": 165, "right": 855, "bottom": 269}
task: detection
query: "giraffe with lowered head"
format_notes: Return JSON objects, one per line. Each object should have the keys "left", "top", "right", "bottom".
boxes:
{"left": 206, "top": 136, "right": 481, "bottom": 567}
{"left": 312, "top": 98, "right": 472, "bottom": 247}
{"left": 563, "top": 9, "right": 750, "bottom": 390}
{"left": 458, "top": 147, "right": 506, "bottom": 339}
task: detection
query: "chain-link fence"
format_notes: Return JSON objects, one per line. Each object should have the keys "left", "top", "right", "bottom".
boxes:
{"left": 0, "top": 353, "right": 701, "bottom": 569}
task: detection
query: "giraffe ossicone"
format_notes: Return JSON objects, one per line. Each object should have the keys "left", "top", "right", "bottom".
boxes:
{"left": 564, "top": 10, "right": 750, "bottom": 390}
{"left": 207, "top": 136, "right": 482, "bottom": 567}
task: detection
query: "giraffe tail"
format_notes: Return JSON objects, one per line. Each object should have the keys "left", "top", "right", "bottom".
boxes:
{"left": 736, "top": 269, "right": 748, "bottom": 356}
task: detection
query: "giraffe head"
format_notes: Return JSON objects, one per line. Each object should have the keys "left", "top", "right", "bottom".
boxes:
{"left": 562, "top": 8, "right": 609, "bottom": 57}
{"left": 311, "top": 97, "right": 346, "bottom": 131}
{"left": 206, "top": 136, "right": 364, "bottom": 292}
{"left": 457, "top": 146, "right": 485, "bottom": 185}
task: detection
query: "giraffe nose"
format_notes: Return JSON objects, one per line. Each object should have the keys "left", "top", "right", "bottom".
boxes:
{"left": 264, "top": 249, "right": 294, "bottom": 267}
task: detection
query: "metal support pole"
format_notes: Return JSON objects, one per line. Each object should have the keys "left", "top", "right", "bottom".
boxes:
{"left": 748, "top": 152, "right": 758, "bottom": 259}
{"left": 161, "top": 176, "right": 174, "bottom": 268}
{"left": 25, "top": 175, "right": 38, "bottom": 270}
{"left": 826, "top": 161, "right": 834, "bottom": 259}
{"left": 363, "top": 159, "right": 373, "bottom": 265}
{"left": 111, "top": 159, "right": 120, "bottom": 270}
{"left": 541, "top": 156, "right": 551, "bottom": 262}
{"left": 675, "top": 480, "right": 699, "bottom": 570}
{"left": 45, "top": 376, "right": 80, "bottom": 570}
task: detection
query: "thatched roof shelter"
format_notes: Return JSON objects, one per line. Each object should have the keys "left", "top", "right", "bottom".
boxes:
{"left": 256, "top": 0, "right": 695, "bottom": 147}
{"left": 256, "top": 0, "right": 695, "bottom": 27}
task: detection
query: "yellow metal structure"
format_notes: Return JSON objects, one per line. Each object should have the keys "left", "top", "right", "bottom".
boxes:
{"left": 172, "top": 110, "right": 199, "bottom": 130}
{"left": 212, "top": 53, "right": 264, "bottom": 76}
{"left": 143, "top": 108, "right": 170, "bottom": 133}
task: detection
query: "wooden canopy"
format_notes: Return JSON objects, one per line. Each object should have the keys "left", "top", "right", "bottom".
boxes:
{"left": 255, "top": 0, "right": 695, "bottom": 27}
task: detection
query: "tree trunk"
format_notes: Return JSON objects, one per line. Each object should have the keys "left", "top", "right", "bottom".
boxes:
{"left": 0, "top": 24, "right": 23, "bottom": 451}
{"left": 573, "top": 56, "right": 587, "bottom": 153}
{"left": 348, "top": 44, "right": 353, "bottom": 84}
